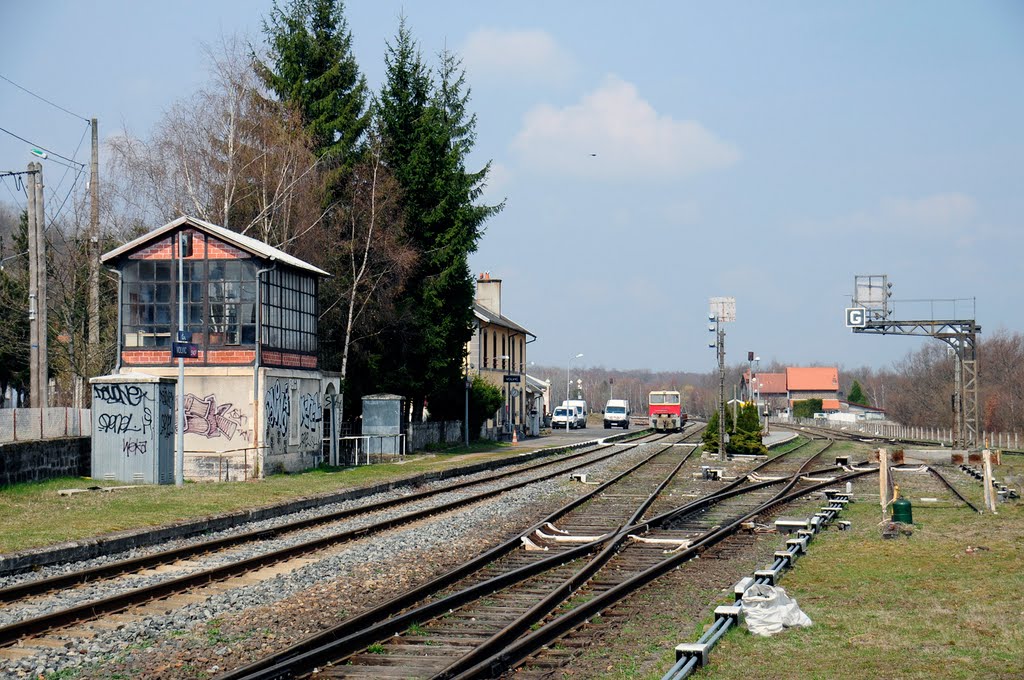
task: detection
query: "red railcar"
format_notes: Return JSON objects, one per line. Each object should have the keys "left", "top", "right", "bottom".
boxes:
{"left": 648, "top": 390, "right": 686, "bottom": 432}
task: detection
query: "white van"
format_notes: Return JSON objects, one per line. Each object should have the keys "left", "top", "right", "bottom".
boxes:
{"left": 551, "top": 406, "right": 574, "bottom": 429}
{"left": 565, "top": 400, "right": 588, "bottom": 429}
{"left": 603, "top": 399, "right": 630, "bottom": 429}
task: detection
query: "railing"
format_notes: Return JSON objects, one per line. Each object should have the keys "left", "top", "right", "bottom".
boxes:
{"left": 0, "top": 408, "right": 91, "bottom": 444}
{"left": 775, "top": 415, "right": 1021, "bottom": 450}
{"left": 337, "top": 434, "right": 406, "bottom": 466}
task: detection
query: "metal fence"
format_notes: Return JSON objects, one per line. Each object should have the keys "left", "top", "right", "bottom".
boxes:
{"left": 0, "top": 408, "right": 92, "bottom": 444}
{"left": 775, "top": 415, "right": 1021, "bottom": 450}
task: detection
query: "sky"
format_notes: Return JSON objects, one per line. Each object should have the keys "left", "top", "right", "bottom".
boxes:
{"left": 1, "top": 1, "right": 1022, "bottom": 374}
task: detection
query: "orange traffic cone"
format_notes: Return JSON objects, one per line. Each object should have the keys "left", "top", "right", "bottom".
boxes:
{"left": 512, "top": 428, "right": 519, "bottom": 445}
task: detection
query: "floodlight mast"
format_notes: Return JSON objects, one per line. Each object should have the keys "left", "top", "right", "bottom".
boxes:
{"left": 848, "top": 275, "right": 979, "bottom": 449}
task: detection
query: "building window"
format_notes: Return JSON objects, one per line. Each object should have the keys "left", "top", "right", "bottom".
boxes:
{"left": 262, "top": 269, "right": 318, "bottom": 354}
{"left": 482, "top": 329, "right": 488, "bottom": 368}
{"left": 207, "top": 260, "right": 257, "bottom": 345}
{"left": 501, "top": 335, "right": 506, "bottom": 369}
{"left": 121, "top": 250, "right": 259, "bottom": 351}
{"left": 492, "top": 332, "right": 497, "bottom": 369}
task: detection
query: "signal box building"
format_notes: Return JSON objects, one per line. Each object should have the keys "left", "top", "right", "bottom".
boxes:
{"left": 100, "top": 215, "right": 336, "bottom": 480}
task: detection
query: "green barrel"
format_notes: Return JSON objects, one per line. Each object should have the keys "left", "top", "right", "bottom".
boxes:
{"left": 892, "top": 497, "right": 913, "bottom": 524}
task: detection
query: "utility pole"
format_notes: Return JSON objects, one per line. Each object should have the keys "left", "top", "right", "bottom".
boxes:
{"left": 26, "top": 162, "right": 48, "bottom": 408}
{"left": 89, "top": 119, "right": 100, "bottom": 354}
{"left": 709, "top": 297, "right": 735, "bottom": 461}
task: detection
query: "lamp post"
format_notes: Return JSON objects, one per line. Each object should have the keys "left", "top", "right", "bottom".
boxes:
{"left": 566, "top": 353, "right": 583, "bottom": 408}
{"left": 500, "top": 354, "right": 511, "bottom": 434}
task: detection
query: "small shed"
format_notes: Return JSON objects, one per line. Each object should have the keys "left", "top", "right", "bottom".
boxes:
{"left": 361, "top": 394, "right": 405, "bottom": 457}
{"left": 90, "top": 373, "right": 176, "bottom": 484}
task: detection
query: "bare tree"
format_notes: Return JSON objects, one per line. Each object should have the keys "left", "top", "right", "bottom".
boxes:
{"left": 319, "top": 135, "right": 416, "bottom": 423}
{"left": 107, "top": 35, "right": 323, "bottom": 248}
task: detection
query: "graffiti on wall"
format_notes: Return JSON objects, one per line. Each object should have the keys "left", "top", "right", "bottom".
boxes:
{"left": 94, "top": 386, "right": 153, "bottom": 437}
{"left": 184, "top": 393, "right": 251, "bottom": 442}
{"left": 299, "top": 392, "right": 322, "bottom": 450}
{"left": 159, "top": 387, "right": 175, "bottom": 437}
{"left": 265, "top": 380, "right": 290, "bottom": 437}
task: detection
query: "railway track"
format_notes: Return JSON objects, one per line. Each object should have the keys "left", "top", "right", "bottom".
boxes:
{"left": 0, "top": 431, "right": 673, "bottom": 655}
{"left": 214, "top": 434, "right": 872, "bottom": 679}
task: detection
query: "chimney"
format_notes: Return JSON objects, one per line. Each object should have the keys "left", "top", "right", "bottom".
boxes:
{"left": 476, "top": 273, "right": 502, "bottom": 316}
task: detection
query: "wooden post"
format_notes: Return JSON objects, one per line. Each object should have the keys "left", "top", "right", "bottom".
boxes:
{"left": 879, "top": 448, "right": 889, "bottom": 519}
{"left": 982, "top": 449, "right": 997, "bottom": 513}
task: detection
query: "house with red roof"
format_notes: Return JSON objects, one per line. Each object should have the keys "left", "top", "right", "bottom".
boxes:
{"left": 786, "top": 367, "right": 840, "bottom": 411}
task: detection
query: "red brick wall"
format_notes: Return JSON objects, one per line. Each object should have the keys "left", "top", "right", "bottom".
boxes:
{"left": 260, "top": 350, "right": 317, "bottom": 369}
{"left": 127, "top": 230, "right": 247, "bottom": 261}
{"left": 122, "top": 349, "right": 256, "bottom": 366}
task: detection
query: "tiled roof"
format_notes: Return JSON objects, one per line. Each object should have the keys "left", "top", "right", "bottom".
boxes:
{"left": 786, "top": 367, "right": 839, "bottom": 392}
{"left": 752, "top": 372, "right": 787, "bottom": 395}
{"left": 821, "top": 398, "right": 841, "bottom": 411}
{"left": 474, "top": 303, "right": 535, "bottom": 338}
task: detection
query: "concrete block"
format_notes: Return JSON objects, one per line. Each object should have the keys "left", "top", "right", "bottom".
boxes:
{"left": 675, "top": 642, "right": 711, "bottom": 667}
{"left": 714, "top": 604, "right": 743, "bottom": 623}
{"left": 733, "top": 576, "right": 754, "bottom": 601}
{"left": 754, "top": 568, "right": 780, "bottom": 585}
{"left": 786, "top": 537, "right": 808, "bottom": 553}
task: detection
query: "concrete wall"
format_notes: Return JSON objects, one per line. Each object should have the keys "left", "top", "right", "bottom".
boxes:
{"left": 409, "top": 421, "right": 462, "bottom": 451}
{"left": 262, "top": 370, "right": 325, "bottom": 474}
{"left": 0, "top": 437, "right": 90, "bottom": 487}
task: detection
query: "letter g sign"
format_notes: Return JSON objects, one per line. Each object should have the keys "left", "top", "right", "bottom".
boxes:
{"left": 845, "top": 307, "right": 866, "bottom": 328}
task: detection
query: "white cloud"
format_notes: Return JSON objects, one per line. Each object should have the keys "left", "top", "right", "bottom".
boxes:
{"left": 883, "top": 192, "right": 976, "bottom": 226}
{"left": 511, "top": 76, "right": 739, "bottom": 181}
{"left": 461, "top": 28, "right": 575, "bottom": 85}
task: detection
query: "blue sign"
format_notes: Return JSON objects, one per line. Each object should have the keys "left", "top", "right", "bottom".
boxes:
{"left": 171, "top": 342, "right": 199, "bottom": 358}
{"left": 176, "top": 330, "right": 192, "bottom": 342}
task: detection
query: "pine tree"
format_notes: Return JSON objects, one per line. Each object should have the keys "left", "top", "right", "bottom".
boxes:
{"left": 257, "top": 0, "right": 370, "bottom": 177}
{"left": 702, "top": 408, "right": 733, "bottom": 449}
{"left": 377, "top": 21, "right": 502, "bottom": 421}
{"left": 848, "top": 380, "right": 869, "bottom": 406}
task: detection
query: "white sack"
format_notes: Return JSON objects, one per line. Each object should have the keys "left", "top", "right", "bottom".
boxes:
{"left": 742, "top": 583, "right": 813, "bottom": 637}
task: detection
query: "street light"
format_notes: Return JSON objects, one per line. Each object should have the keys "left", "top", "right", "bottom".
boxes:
{"left": 567, "top": 353, "right": 583, "bottom": 408}
{"left": 500, "top": 354, "right": 511, "bottom": 434}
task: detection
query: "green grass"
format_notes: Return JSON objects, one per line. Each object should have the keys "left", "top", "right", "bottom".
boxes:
{"left": 696, "top": 455, "right": 1024, "bottom": 680}
{"left": 0, "top": 442, "right": 534, "bottom": 554}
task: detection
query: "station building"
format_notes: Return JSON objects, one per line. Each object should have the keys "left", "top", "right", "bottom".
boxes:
{"left": 466, "top": 274, "right": 545, "bottom": 437}
{"left": 100, "top": 215, "right": 337, "bottom": 480}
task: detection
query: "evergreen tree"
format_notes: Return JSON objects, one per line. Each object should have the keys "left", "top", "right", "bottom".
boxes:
{"left": 729, "top": 402, "right": 767, "bottom": 455}
{"left": 0, "top": 212, "right": 31, "bottom": 406}
{"left": 377, "top": 21, "right": 502, "bottom": 421}
{"left": 258, "top": 0, "right": 370, "bottom": 178}
{"left": 702, "top": 408, "right": 733, "bottom": 449}
{"left": 848, "top": 380, "right": 869, "bottom": 406}
{"left": 793, "top": 398, "right": 823, "bottom": 419}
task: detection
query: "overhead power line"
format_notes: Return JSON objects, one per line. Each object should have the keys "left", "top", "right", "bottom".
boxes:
{"left": 0, "top": 124, "right": 87, "bottom": 168}
{"left": 0, "top": 73, "right": 89, "bottom": 123}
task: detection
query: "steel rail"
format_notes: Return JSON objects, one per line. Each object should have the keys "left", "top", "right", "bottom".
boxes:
{"left": 213, "top": 436, "right": 696, "bottom": 680}
{"left": 924, "top": 465, "right": 981, "bottom": 513}
{"left": 0, "top": 435, "right": 668, "bottom": 647}
{"left": 221, "top": 436, "right": 841, "bottom": 680}
{"left": 448, "top": 467, "right": 876, "bottom": 680}
{"left": 0, "top": 434, "right": 664, "bottom": 603}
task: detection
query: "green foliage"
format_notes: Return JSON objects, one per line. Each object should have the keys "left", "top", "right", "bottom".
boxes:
{"left": 702, "top": 408, "right": 732, "bottom": 449}
{"left": 375, "top": 21, "right": 503, "bottom": 421}
{"left": 0, "top": 211, "right": 30, "bottom": 406}
{"left": 848, "top": 380, "right": 869, "bottom": 406}
{"left": 735, "top": 401, "right": 762, "bottom": 436}
{"left": 258, "top": 0, "right": 370, "bottom": 174}
{"left": 793, "top": 398, "right": 823, "bottom": 419}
